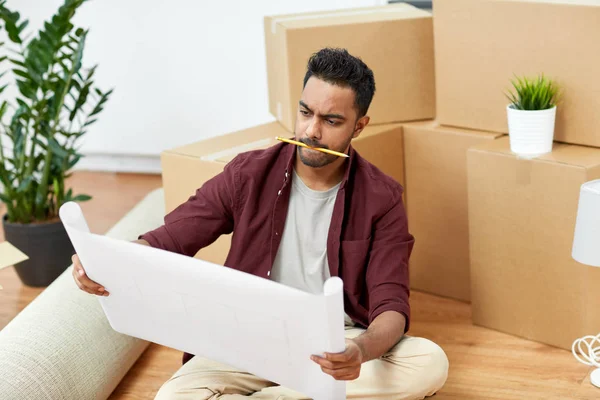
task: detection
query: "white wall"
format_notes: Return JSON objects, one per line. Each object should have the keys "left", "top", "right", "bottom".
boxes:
{"left": 4, "top": 0, "right": 385, "bottom": 172}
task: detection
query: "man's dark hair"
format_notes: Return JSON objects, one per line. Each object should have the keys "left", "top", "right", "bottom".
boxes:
{"left": 303, "top": 48, "right": 376, "bottom": 118}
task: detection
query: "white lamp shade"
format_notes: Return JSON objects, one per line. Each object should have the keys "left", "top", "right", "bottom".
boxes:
{"left": 572, "top": 179, "right": 600, "bottom": 267}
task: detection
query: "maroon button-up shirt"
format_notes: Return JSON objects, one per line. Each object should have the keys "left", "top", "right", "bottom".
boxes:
{"left": 140, "top": 141, "right": 414, "bottom": 364}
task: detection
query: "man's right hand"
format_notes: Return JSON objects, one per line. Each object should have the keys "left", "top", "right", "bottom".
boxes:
{"left": 71, "top": 254, "right": 109, "bottom": 296}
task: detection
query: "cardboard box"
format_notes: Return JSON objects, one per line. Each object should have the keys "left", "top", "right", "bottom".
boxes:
{"left": 467, "top": 137, "right": 600, "bottom": 350}
{"left": 434, "top": 0, "right": 600, "bottom": 147}
{"left": 265, "top": 3, "right": 435, "bottom": 132}
{"left": 403, "top": 121, "right": 502, "bottom": 301}
{"left": 353, "top": 123, "right": 405, "bottom": 190}
{"left": 0, "top": 242, "right": 28, "bottom": 269}
{"left": 161, "top": 121, "right": 405, "bottom": 265}
{"left": 0, "top": 241, "right": 29, "bottom": 290}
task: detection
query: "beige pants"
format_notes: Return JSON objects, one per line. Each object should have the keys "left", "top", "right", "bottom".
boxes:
{"left": 155, "top": 327, "right": 449, "bottom": 400}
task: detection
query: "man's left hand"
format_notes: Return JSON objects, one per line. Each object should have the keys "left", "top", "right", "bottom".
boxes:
{"left": 311, "top": 339, "right": 364, "bottom": 381}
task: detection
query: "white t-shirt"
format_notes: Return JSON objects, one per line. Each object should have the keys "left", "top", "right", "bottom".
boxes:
{"left": 271, "top": 170, "right": 354, "bottom": 326}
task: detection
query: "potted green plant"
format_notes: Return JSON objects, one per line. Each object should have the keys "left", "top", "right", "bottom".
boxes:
{"left": 505, "top": 74, "right": 559, "bottom": 157}
{"left": 0, "top": 0, "right": 112, "bottom": 286}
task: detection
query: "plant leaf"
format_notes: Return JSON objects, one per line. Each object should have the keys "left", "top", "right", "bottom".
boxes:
{"left": 83, "top": 118, "right": 97, "bottom": 127}
{"left": 508, "top": 73, "right": 558, "bottom": 111}
{"left": 0, "top": 7, "right": 24, "bottom": 44}
{"left": 17, "top": 176, "right": 34, "bottom": 193}
{"left": 12, "top": 68, "right": 31, "bottom": 80}
{"left": 67, "top": 155, "right": 81, "bottom": 169}
{"left": 17, "top": 19, "right": 29, "bottom": 33}
{"left": 71, "top": 194, "right": 91, "bottom": 202}
{"left": 9, "top": 57, "right": 26, "bottom": 68}
{"left": 47, "top": 137, "right": 69, "bottom": 158}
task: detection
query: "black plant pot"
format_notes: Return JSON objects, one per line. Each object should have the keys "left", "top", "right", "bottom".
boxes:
{"left": 2, "top": 214, "right": 75, "bottom": 287}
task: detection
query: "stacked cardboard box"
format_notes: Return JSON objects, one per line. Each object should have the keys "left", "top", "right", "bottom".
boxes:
{"left": 264, "top": 3, "right": 434, "bottom": 131}
{"left": 467, "top": 137, "right": 600, "bottom": 350}
{"left": 430, "top": 0, "right": 600, "bottom": 347}
{"left": 434, "top": 0, "right": 600, "bottom": 147}
{"left": 403, "top": 121, "right": 502, "bottom": 301}
{"left": 159, "top": 4, "right": 436, "bottom": 266}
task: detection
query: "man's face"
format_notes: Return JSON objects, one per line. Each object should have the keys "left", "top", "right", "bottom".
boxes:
{"left": 294, "top": 77, "right": 368, "bottom": 168}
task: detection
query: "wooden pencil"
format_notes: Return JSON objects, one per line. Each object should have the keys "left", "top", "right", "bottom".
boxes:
{"left": 275, "top": 137, "right": 349, "bottom": 158}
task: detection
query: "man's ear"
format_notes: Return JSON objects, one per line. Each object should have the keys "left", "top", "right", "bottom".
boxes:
{"left": 352, "top": 116, "right": 370, "bottom": 139}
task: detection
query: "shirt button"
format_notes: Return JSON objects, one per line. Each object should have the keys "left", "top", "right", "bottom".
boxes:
{"left": 277, "top": 190, "right": 282, "bottom": 196}
{"left": 267, "top": 271, "right": 271, "bottom": 277}
{"left": 275, "top": 232, "right": 278, "bottom": 236}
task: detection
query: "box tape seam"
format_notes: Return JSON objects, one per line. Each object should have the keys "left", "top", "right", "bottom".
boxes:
{"left": 200, "top": 138, "right": 274, "bottom": 162}
{"left": 271, "top": 7, "right": 412, "bottom": 34}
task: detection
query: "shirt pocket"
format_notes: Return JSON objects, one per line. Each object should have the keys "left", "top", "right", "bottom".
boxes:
{"left": 340, "top": 239, "right": 371, "bottom": 295}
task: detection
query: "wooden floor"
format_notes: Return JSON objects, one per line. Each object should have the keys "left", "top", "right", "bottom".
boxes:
{"left": 0, "top": 172, "right": 597, "bottom": 399}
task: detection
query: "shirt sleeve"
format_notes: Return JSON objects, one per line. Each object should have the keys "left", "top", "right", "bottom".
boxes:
{"left": 365, "top": 186, "right": 414, "bottom": 332}
{"left": 139, "top": 157, "right": 239, "bottom": 257}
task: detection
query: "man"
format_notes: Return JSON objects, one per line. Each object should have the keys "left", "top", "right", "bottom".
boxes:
{"left": 73, "top": 48, "right": 448, "bottom": 399}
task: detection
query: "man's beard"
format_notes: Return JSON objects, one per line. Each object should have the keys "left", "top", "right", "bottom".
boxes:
{"left": 296, "top": 136, "right": 350, "bottom": 168}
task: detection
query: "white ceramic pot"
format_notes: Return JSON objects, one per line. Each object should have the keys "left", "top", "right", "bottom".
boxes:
{"left": 506, "top": 104, "right": 556, "bottom": 157}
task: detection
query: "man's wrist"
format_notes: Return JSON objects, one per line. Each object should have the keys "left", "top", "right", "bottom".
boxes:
{"left": 350, "top": 311, "right": 406, "bottom": 363}
{"left": 350, "top": 337, "right": 369, "bottom": 363}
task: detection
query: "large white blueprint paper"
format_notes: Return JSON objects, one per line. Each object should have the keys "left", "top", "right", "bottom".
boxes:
{"left": 59, "top": 202, "right": 346, "bottom": 399}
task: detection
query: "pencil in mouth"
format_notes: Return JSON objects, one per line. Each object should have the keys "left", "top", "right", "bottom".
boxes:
{"left": 275, "top": 137, "right": 348, "bottom": 158}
